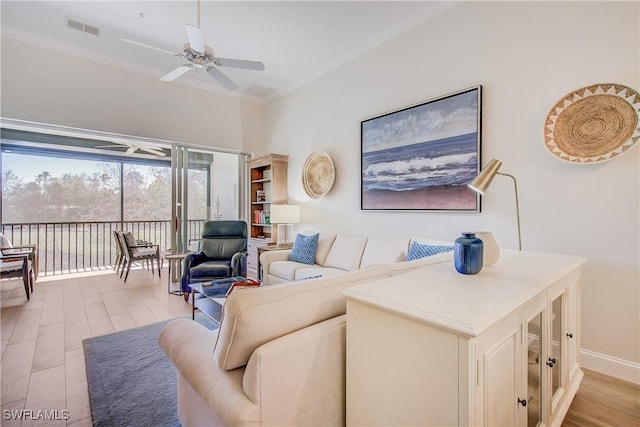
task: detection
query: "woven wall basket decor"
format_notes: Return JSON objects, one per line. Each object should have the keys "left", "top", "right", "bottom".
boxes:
{"left": 302, "top": 151, "right": 335, "bottom": 198}
{"left": 544, "top": 83, "right": 640, "bottom": 163}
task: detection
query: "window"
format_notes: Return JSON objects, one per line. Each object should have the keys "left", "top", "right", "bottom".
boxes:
{"left": 1, "top": 152, "right": 172, "bottom": 223}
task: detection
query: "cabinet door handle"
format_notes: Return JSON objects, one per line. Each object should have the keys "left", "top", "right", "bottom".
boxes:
{"left": 518, "top": 398, "right": 527, "bottom": 407}
{"left": 566, "top": 332, "right": 574, "bottom": 338}
{"left": 546, "top": 357, "right": 557, "bottom": 367}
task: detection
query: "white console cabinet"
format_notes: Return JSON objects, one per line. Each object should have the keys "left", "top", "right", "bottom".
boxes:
{"left": 343, "top": 250, "right": 585, "bottom": 427}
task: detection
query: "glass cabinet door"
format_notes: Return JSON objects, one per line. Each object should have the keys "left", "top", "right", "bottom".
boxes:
{"left": 526, "top": 310, "right": 544, "bottom": 427}
{"left": 550, "top": 294, "right": 564, "bottom": 403}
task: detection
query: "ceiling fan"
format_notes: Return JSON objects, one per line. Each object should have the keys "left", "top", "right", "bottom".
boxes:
{"left": 121, "top": 0, "right": 265, "bottom": 90}
{"left": 95, "top": 140, "right": 166, "bottom": 156}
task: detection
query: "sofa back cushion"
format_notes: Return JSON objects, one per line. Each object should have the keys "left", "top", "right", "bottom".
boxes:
{"left": 213, "top": 264, "right": 390, "bottom": 370}
{"left": 315, "top": 232, "right": 337, "bottom": 265}
{"left": 360, "top": 237, "right": 410, "bottom": 268}
{"left": 323, "top": 235, "right": 368, "bottom": 271}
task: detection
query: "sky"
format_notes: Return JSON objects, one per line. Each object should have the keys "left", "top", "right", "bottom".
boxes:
{"left": 2, "top": 153, "right": 98, "bottom": 181}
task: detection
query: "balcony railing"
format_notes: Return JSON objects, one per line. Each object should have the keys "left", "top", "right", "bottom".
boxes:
{"left": 1, "top": 220, "right": 206, "bottom": 276}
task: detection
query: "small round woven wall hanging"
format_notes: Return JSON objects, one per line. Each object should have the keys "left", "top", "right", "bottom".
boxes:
{"left": 302, "top": 151, "right": 335, "bottom": 198}
{"left": 544, "top": 83, "right": 640, "bottom": 163}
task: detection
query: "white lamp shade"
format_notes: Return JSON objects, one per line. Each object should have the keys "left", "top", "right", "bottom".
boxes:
{"left": 270, "top": 204, "right": 300, "bottom": 224}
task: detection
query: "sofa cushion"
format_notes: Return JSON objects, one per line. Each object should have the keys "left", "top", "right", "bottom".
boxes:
{"left": 124, "top": 231, "right": 137, "bottom": 247}
{"left": 360, "top": 237, "right": 410, "bottom": 268}
{"left": 406, "top": 241, "right": 454, "bottom": 261}
{"left": 323, "top": 235, "right": 368, "bottom": 271}
{"left": 289, "top": 233, "right": 319, "bottom": 264}
{"left": 189, "top": 260, "right": 232, "bottom": 279}
{"left": 269, "top": 260, "right": 313, "bottom": 282}
{"left": 315, "top": 232, "right": 337, "bottom": 265}
{"left": 213, "top": 265, "right": 391, "bottom": 371}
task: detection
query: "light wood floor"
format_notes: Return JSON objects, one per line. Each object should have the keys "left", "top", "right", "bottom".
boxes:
{"left": 562, "top": 368, "right": 640, "bottom": 427}
{"left": 1, "top": 267, "right": 190, "bottom": 426}
{"left": 1, "top": 270, "right": 638, "bottom": 427}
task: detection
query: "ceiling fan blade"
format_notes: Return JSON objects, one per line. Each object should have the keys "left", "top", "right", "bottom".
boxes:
{"left": 186, "top": 25, "right": 205, "bottom": 54}
{"left": 206, "top": 67, "right": 239, "bottom": 91}
{"left": 121, "top": 38, "right": 178, "bottom": 56}
{"left": 213, "top": 58, "right": 265, "bottom": 71}
{"left": 160, "top": 65, "right": 193, "bottom": 82}
{"left": 126, "top": 147, "right": 136, "bottom": 154}
{"left": 138, "top": 147, "right": 167, "bottom": 157}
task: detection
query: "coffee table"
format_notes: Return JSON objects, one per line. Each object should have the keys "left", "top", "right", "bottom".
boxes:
{"left": 188, "top": 276, "right": 245, "bottom": 323}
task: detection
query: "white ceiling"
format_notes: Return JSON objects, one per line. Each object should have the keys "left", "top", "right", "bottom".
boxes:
{"left": 1, "top": 1, "right": 456, "bottom": 100}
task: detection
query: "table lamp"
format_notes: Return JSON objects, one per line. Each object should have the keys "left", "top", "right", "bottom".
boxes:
{"left": 270, "top": 204, "right": 300, "bottom": 247}
{"left": 468, "top": 159, "right": 522, "bottom": 250}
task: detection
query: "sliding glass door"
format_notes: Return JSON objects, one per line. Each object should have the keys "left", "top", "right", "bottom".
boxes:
{"left": 170, "top": 145, "right": 249, "bottom": 254}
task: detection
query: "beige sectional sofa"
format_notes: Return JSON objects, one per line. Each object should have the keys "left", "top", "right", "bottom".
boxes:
{"left": 158, "top": 247, "right": 454, "bottom": 426}
{"left": 260, "top": 231, "right": 452, "bottom": 285}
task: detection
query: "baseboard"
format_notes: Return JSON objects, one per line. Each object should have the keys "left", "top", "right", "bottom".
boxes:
{"left": 581, "top": 348, "right": 640, "bottom": 385}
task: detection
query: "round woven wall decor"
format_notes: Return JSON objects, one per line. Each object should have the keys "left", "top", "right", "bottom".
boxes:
{"left": 302, "top": 151, "right": 335, "bottom": 198}
{"left": 544, "top": 83, "right": 640, "bottom": 163}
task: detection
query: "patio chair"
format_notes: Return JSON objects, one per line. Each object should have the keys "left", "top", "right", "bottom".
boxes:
{"left": 0, "top": 252, "right": 34, "bottom": 301}
{"left": 0, "top": 233, "right": 38, "bottom": 280}
{"left": 112, "top": 230, "right": 125, "bottom": 274}
{"left": 116, "top": 231, "right": 161, "bottom": 283}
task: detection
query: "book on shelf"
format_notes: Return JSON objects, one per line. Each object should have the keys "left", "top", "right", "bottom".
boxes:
{"left": 253, "top": 210, "right": 270, "bottom": 224}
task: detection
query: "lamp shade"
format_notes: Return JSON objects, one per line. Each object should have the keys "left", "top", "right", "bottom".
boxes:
{"left": 468, "top": 159, "right": 502, "bottom": 194}
{"left": 270, "top": 204, "right": 300, "bottom": 224}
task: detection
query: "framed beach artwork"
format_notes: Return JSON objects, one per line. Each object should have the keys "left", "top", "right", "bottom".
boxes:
{"left": 361, "top": 85, "right": 482, "bottom": 211}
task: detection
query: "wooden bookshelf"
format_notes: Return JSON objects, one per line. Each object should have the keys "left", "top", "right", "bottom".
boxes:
{"left": 246, "top": 153, "right": 288, "bottom": 278}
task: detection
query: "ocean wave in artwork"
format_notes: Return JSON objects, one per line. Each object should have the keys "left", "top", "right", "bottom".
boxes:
{"left": 362, "top": 133, "right": 478, "bottom": 192}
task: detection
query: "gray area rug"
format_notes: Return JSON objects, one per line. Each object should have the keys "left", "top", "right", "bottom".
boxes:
{"left": 83, "top": 314, "right": 218, "bottom": 427}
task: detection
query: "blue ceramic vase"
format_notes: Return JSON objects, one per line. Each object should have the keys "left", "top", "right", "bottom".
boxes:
{"left": 454, "top": 232, "right": 484, "bottom": 275}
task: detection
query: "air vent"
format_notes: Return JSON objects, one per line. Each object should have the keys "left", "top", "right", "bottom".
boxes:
{"left": 67, "top": 18, "right": 100, "bottom": 36}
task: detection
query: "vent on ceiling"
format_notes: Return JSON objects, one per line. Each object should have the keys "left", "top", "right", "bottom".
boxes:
{"left": 67, "top": 18, "right": 100, "bottom": 36}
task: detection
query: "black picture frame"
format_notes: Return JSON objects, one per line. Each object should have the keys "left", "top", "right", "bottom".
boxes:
{"left": 361, "top": 85, "right": 482, "bottom": 211}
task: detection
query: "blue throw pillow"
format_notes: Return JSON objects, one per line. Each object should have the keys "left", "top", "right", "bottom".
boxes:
{"left": 289, "top": 233, "right": 319, "bottom": 265}
{"left": 406, "top": 241, "right": 454, "bottom": 261}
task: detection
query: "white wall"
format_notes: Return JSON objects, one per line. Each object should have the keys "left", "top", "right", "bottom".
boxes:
{"left": 1, "top": 37, "right": 264, "bottom": 152}
{"left": 263, "top": 1, "right": 640, "bottom": 376}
